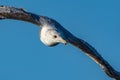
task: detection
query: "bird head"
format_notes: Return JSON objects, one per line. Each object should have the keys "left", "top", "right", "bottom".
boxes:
{"left": 40, "top": 25, "right": 67, "bottom": 47}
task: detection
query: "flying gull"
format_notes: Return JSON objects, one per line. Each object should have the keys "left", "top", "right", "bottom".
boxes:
{"left": 0, "top": 6, "right": 120, "bottom": 80}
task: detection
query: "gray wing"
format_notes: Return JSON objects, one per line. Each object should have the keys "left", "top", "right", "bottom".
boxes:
{"left": 65, "top": 30, "right": 120, "bottom": 79}
{"left": 0, "top": 6, "right": 42, "bottom": 26}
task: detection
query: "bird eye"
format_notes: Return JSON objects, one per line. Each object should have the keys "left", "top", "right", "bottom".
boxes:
{"left": 53, "top": 35, "right": 57, "bottom": 38}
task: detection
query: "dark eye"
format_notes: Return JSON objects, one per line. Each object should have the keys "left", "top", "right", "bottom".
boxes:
{"left": 53, "top": 35, "right": 57, "bottom": 38}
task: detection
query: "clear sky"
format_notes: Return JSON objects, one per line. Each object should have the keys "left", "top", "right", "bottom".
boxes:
{"left": 0, "top": 0, "right": 120, "bottom": 80}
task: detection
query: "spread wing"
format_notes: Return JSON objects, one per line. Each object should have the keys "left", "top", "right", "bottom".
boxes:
{"left": 0, "top": 6, "right": 42, "bottom": 26}
{"left": 61, "top": 28, "right": 120, "bottom": 79}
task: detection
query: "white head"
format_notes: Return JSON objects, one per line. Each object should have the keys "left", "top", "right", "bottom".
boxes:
{"left": 40, "top": 25, "right": 67, "bottom": 47}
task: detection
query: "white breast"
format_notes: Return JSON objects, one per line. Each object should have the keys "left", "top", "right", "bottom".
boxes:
{"left": 40, "top": 25, "right": 58, "bottom": 46}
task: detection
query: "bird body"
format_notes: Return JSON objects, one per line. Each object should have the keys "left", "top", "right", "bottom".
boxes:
{"left": 40, "top": 24, "right": 67, "bottom": 46}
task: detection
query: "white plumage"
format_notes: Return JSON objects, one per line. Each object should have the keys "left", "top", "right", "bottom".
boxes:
{"left": 40, "top": 24, "right": 67, "bottom": 46}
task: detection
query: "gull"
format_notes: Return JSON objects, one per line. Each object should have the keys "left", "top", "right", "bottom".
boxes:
{"left": 0, "top": 6, "right": 120, "bottom": 80}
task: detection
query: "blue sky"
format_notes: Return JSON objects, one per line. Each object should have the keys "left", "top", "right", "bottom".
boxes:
{"left": 0, "top": 0, "right": 120, "bottom": 80}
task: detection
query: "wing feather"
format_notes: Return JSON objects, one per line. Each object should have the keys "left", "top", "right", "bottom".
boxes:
{"left": 67, "top": 33, "right": 120, "bottom": 79}
{"left": 0, "top": 6, "right": 41, "bottom": 26}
